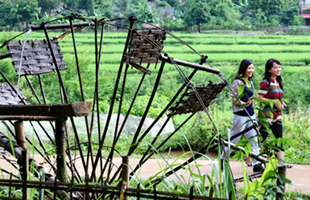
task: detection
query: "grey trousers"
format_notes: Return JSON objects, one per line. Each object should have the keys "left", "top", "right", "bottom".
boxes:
{"left": 221, "top": 114, "right": 260, "bottom": 166}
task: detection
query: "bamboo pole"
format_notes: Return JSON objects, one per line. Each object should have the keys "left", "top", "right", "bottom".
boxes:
{"left": 55, "top": 118, "right": 67, "bottom": 182}
{"left": 120, "top": 156, "right": 129, "bottom": 200}
{"left": 14, "top": 120, "right": 30, "bottom": 199}
{"left": 14, "top": 120, "right": 26, "bottom": 150}
{"left": 276, "top": 166, "right": 286, "bottom": 200}
{"left": 22, "top": 150, "right": 29, "bottom": 200}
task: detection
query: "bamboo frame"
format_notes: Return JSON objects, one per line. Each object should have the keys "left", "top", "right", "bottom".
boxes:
{"left": 0, "top": 14, "right": 275, "bottom": 200}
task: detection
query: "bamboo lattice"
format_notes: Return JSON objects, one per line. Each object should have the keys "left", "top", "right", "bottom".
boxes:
{"left": 7, "top": 39, "right": 67, "bottom": 76}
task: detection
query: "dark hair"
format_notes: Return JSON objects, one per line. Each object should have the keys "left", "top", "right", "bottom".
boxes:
{"left": 264, "top": 58, "right": 283, "bottom": 90}
{"left": 235, "top": 59, "right": 254, "bottom": 83}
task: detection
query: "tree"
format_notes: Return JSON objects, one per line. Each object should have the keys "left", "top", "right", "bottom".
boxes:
{"left": 158, "top": 1, "right": 171, "bottom": 8}
{"left": 207, "top": 0, "right": 234, "bottom": 17}
{"left": 248, "top": 0, "right": 295, "bottom": 23}
{"left": 220, "top": 4, "right": 241, "bottom": 29}
{"left": 110, "top": 0, "right": 133, "bottom": 18}
{"left": 0, "top": 0, "right": 40, "bottom": 29}
{"left": 38, "top": 0, "right": 61, "bottom": 16}
{"left": 206, "top": 0, "right": 240, "bottom": 28}
{"left": 166, "top": 0, "right": 180, "bottom": 7}
{"left": 173, "top": 0, "right": 190, "bottom": 20}
{"left": 0, "top": 1, "right": 13, "bottom": 28}
{"left": 279, "top": 0, "right": 299, "bottom": 26}
{"left": 94, "top": 0, "right": 113, "bottom": 12}
{"left": 63, "top": 0, "right": 78, "bottom": 8}
{"left": 248, "top": 0, "right": 282, "bottom": 16}
{"left": 81, "top": 0, "right": 95, "bottom": 15}
{"left": 247, "top": 0, "right": 299, "bottom": 27}
{"left": 184, "top": 0, "right": 211, "bottom": 32}
{"left": 235, "top": 0, "right": 250, "bottom": 19}
{"left": 132, "top": 0, "right": 160, "bottom": 22}
{"left": 92, "top": 0, "right": 114, "bottom": 19}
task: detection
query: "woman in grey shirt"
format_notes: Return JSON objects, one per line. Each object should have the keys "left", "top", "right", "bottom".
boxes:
{"left": 221, "top": 59, "right": 264, "bottom": 173}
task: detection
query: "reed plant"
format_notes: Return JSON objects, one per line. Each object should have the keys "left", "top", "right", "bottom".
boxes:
{"left": 126, "top": 130, "right": 306, "bottom": 200}
{"left": 128, "top": 134, "right": 237, "bottom": 199}
{"left": 0, "top": 132, "right": 47, "bottom": 199}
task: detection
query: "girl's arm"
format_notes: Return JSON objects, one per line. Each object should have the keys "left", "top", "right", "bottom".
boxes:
{"left": 257, "top": 94, "right": 282, "bottom": 110}
{"left": 232, "top": 97, "right": 253, "bottom": 107}
{"left": 232, "top": 97, "right": 242, "bottom": 106}
{"left": 281, "top": 100, "right": 287, "bottom": 110}
{"left": 231, "top": 79, "right": 253, "bottom": 107}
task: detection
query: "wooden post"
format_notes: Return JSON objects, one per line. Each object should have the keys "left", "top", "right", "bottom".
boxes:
{"left": 276, "top": 166, "right": 286, "bottom": 200}
{"left": 14, "top": 120, "right": 27, "bottom": 150}
{"left": 14, "top": 121, "right": 29, "bottom": 199}
{"left": 55, "top": 118, "right": 67, "bottom": 182}
{"left": 120, "top": 156, "right": 129, "bottom": 200}
{"left": 22, "top": 150, "right": 28, "bottom": 200}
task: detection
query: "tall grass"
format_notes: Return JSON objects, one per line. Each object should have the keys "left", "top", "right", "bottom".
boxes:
{"left": 126, "top": 133, "right": 304, "bottom": 200}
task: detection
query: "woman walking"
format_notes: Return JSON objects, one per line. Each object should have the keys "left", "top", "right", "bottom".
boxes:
{"left": 257, "top": 58, "right": 292, "bottom": 168}
{"left": 222, "top": 59, "right": 264, "bottom": 173}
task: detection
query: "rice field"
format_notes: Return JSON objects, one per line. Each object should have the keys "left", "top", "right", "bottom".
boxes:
{"left": 6, "top": 31, "right": 310, "bottom": 70}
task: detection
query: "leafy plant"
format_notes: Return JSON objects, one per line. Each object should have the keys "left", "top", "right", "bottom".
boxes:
{"left": 134, "top": 134, "right": 237, "bottom": 199}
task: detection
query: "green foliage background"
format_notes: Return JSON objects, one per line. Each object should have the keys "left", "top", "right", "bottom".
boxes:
{"left": 0, "top": 0, "right": 305, "bottom": 33}
{"left": 0, "top": 30, "right": 310, "bottom": 164}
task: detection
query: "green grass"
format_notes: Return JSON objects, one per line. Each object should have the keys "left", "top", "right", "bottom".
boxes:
{"left": 58, "top": 43, "right": 310, "bottom": 55}
{"left": 2, "top": 31, "right": 307, "bottom": 67}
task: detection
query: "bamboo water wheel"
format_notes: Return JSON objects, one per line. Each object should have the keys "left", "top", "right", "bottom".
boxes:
{"left": 0, "top": 15, "right": 264, "bottom": 200}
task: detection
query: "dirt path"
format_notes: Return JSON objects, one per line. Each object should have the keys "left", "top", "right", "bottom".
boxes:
{"left": 1, "top": 155, "right": 309, "bottom": 194}
{"left": 113, "top": 157, "right": 310, "bottom": 194}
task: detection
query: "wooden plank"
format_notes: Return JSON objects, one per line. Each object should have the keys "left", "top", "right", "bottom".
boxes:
{"left": 144, "top": 49, "right": 161, "bottom": 53}
{"left": 136, "top": 53, "right": 150, "bottom": 58}
{"left": 132, "top": 35, "right": 156, "bottom": 40}
{"left": 0, "top": 116, "right": 57, "bottom": 121}
{"left": 129, "top": 57, "right": 141, "bottom": 63}
{"left": 0, "top": 53, "right": 10, "bottom": 60}
{"left": 7, "top": 39, "right": 67, "bottom": 76}
{"left": 0, "top": 101, "right": 92, "bottom": 118}
{"left": 0, "top": 83, "right": 28, "bottom": 105}
{"left": 168, "top": 82, "right": 226, "bottom": 116}
{"left": 141, "top": 57, "right": 158, "bottom": 63}
{"left": 139, "top": 44, "right": 153, "bottom": 49}
{"left": 128, "top": 49, "right": 142, "bottom": 54}
{"left": 127, "top": 29, "right": 166, "bottom": 66}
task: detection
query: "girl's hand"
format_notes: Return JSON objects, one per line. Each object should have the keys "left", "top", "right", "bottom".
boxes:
{"left": 273, "top": 100, "right": 281, "bottom": 110}
{"left": 273, "top": 100, "right": 285, "bottom": 110}
{"left": 281, "top": 101, "right": 287, "bottom": 110}
{"left": 245, "top": 99, "right": 254, "bottom": 107}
